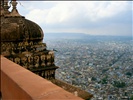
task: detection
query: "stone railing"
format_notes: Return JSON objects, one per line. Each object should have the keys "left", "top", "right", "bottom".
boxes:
{"left": 0, "top": 56, "right": 83, "bottom": 100}
{"left": 51, "top": 79, "right": 93, "bottom": 100}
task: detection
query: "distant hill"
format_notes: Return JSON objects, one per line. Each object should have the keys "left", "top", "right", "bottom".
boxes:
{"left": 44, "top": 32, "right": 132, "bottom": 42}
{"left": 44, "top": 33, "right": 90, "bottom": 39}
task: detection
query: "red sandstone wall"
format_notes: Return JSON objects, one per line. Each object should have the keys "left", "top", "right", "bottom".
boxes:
{"left": 51, "top": 79, "right": 93, "bottom": 99}
{"left": 0, "top": 56, "right": 83, "bottom": 100}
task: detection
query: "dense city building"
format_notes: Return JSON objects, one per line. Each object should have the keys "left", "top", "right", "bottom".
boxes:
{"left": 1, "top": 0, "right": 132, "bottom": 99}
{"left": 45, "top": 36, "right": 133, "bottom": 100}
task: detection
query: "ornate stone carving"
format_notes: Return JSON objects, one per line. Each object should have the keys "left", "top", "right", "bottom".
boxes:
{"left": 1, "top": 0, "right": 58, "bottom": 80}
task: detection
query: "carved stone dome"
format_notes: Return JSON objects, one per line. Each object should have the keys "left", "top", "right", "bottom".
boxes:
{"left": 1, "top": 1, "right": 44, "bottom": 42}
{"left": 1, "top": 17, "right": 44, "bottom": 42}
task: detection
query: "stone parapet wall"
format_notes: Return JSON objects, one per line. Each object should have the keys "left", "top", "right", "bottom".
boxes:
{"left": 51, "top": 79, "right": 93, "bottom": 100}
{"left": 0, "top": 56, "right": 83, "bottom": 100}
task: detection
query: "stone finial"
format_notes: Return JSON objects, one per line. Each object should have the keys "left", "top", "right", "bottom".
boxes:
{"left": 10, "top": 0, "right": 21, "bottom": 17}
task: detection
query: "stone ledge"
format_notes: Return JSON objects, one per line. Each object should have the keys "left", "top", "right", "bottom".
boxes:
{"left": 0, "top": 55, "right": 83, "bottom": 100}
{"left": 51, "top": 79, "right": 93, "bottom": 99}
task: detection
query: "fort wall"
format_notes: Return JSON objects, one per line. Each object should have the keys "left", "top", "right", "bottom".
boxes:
{"left": 0, "top": 56, "right": 83, "bottom": 100}
{"left": 51, "top": 79, "right": 93, "bottom": 100}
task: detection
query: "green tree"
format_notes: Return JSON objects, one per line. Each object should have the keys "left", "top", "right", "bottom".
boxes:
{"left": 130, "top": 95, "right": 133, "bottom": 100}
{"left": 91, "top": 77, "right": 96, "bottom": 81}
{"left": 101, "top": 76, "right": 108, "bottom": 84}
{"left": 113, "top": 81, "right": 126, "bottom": 88}
{"left": 126, "top": 72, "right": 132, "bottom": 77}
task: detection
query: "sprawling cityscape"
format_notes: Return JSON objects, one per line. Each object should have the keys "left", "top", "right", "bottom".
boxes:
{"left": 1, "top": 0, "right": 132, "bottom": 99}
{"left": 45, "top": 34, "right": 133, "bottom": 100}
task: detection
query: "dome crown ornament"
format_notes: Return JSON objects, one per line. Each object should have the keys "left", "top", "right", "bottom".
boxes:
{"left": 9, "top": 0, "right": 22, "bottom": 17}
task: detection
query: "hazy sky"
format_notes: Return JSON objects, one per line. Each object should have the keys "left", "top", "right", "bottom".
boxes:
{"left": 13, "top": 1, "right": 132, "bottom": 36}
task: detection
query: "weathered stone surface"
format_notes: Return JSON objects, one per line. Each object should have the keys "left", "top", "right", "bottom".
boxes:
{"left": 1, "top": 17, "right": 44, "bottom": 42}
{"left": 1, "top": 0, "right": 57, "bottom": 80}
